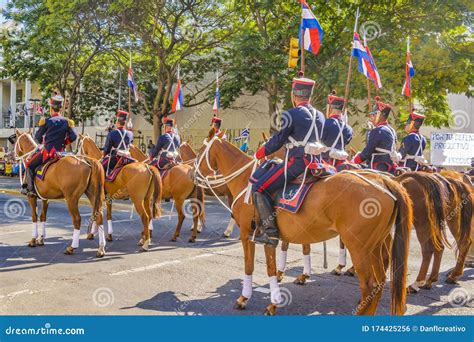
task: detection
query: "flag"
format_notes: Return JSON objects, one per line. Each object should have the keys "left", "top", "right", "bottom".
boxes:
{"left": 299, "top": 0, "right": 324, "bottom": 55}
{"left": 402, "top": 56, "right": 415, "bottom": 97}
{"left": 128, "top": 67, "right": 139, "bottom": 102}
{"left": 352, "top": 32, "right": 382, "bottom": 89}
{"left": 234, "top": 127, "right": 250, "bottom": 141}
{"left": 213, "top": 88, "right": 220, "bottom": 113}
{"left": 172, "top": 79, "right": 183, "bottom": 112}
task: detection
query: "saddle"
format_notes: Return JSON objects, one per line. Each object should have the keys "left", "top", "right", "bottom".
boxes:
{"left": 35, "top": 154, "right": 62, "bottom": 181}
{"left": 104, "top": 155, "right": 137, "bottom": 182}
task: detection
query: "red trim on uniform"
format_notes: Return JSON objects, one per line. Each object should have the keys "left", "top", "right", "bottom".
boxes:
{"left": 353, "top": 154, "right": 363, "bottom": 164}
{"left": 25, "top": 150, "right": 42, "bottom": 167}
{"left": 296, "top": 101, "right": 310, "bottom": 106}
{"left": 376, "top": 120, "right": 388, "bottom": 127}
{"left": 409, "top": 129, "right": 420, "bottom": 134}
{"left": 258, "top": 158, "right": 295, "bottom": 192}
{"left": 329, "top": 114, "right": 342, "bottom": 119}
{"left": 255, "top": 146, "right": 266, "bottom": 160}
{"left": 51, "top": 112, "right": 60, "bottom": 117}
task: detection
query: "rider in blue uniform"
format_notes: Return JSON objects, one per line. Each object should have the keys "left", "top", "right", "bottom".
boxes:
{"left": 250, "top": 77, "right": 324, "bottom": 247}
{"left": 399, "top": 110, "right": 427, "bottom": 171}
{"left": 321, "top": 91, "right": 353, "bottom": 170}
{"left": 21, "top": 93, "right": 77, "bottom": 196}
{"left": 353, "top": 96, "right": 399, "bottom": 173}
{"left": 150, "top": 118, "right": 181, "bottom": 169}
{"left": 102, "top": 110, "right": 133, "bottom": 174}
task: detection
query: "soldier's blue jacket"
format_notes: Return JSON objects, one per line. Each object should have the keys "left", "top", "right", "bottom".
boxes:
{"left": 34, "top": 114, "right": 77, "bottom": 152}
{"left": 150, "top": 133, "right": 181, "bottom": 160}
{"left": 359, "top": 123, "right": 397, "bottom": 166}
{"left": 103, "top": 128, "right": 133, "bottom": 155}
{"left": 399, "top": 132, "right": 427, "bottom": 170}
{"left": 263, "top": 104, "right": 324, "bottom": 158}
{"left": 321, "top": 116, "right": 353, "bottom": 160}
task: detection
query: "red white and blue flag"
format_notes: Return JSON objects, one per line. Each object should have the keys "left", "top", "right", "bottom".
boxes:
{"left": 172, "top": 79, "right": 183, "bottom": 112}
{"left": 128, "top": 67, "right": 139, "bottom": 102}
{"left": 352, "top": 32, "right": 382, "bottom": 89}
{"left": 402, "top": 55, "right": 415, "bottom": 97}
{"left": 299, "top": 0, "right": 324, "bottom": 55}
{"left": 213, "top": 72, "right": 220, "bottom": 113}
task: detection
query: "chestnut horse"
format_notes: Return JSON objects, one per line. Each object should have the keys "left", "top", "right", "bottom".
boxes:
{"left": 77, "top": 134, "right": 161, "bottom": 250}
{"left": 13, "top": 129, "right": 106, "bottom": 257}
{"left": 195, "top": 130, "right": 412, "bottom": 315}
{"left": 128, "top": 144, "right": 204, "bottom": 242}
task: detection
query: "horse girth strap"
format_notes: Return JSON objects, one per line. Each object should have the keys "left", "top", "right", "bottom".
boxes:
{"left": 339, "top": 170, "right": 397, "bottom": 202}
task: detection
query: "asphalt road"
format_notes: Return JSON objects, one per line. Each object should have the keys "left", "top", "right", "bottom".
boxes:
{"left": 0, "top": 176, "right": 473, "bottom": 316}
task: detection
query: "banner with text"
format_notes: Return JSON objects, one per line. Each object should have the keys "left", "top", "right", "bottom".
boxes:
{"left": 430, "top": 132, "right": 474, "bottom": 166}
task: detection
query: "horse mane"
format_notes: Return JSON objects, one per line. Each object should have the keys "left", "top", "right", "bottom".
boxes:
{"left": 219, "top": 139, "right": 252, "bottom": 163}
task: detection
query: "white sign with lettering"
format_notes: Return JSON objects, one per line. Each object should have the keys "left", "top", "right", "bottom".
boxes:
{"left": 430, "top": 132, "right": 474, "bottom": 166}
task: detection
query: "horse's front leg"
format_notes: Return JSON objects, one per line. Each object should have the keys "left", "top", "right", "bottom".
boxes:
{"left": 36, "top": 200, "right": 49, "bottom": 246}
{"left": 263, "top": 244, "right": 281, "bottom": 315}
{"left": 106, "top": 200, "right": 113, "bottom": 241}
{"left": 27, "top": 196, "right": 38, "bottom": 247}
{"left": 234, "top": 236, "right": 255, "bottom": 310}
{"left": 331, "top": 238, "right": 347, "bottom": 275}
{"left": 294, "top": 244, "right": 311, "bottom": 285}
{"left": 277, "top": 241, "right": 290, "bottom": 282}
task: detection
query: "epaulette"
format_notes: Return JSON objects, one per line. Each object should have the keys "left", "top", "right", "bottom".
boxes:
{"left": 38, "top": 117, "right": 46, "bottom": 126}
{"left": 68, "top": 119, "right": 75, "bottom": 128}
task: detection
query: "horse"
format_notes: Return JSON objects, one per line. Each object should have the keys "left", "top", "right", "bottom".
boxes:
{"left": 195, "top": 129, "right": 413, "bottom": 315}
{"left": 128, "top": 143, "right": 204, "bottom": 243}
{"left": 13, "top": 129, "right": 106, "bottom": 257}
{"left": 77, "top": 134, "right": 161, "bottom": 250}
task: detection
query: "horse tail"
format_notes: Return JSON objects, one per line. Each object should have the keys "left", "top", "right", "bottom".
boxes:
{"left": 196, "top": 186, "right": 205, "bottom": 225}
{"left": 448, "top": 178, "right": 472, "bottom": 254}
{"left": 88, "top": 158, "right": 105, "bottom": 225}
{"left": 150, "top": 166, "right": 162, "bottom": 219}
{"left": 397, "top": 172, "right": 448, "bottom": 250}
{"left": 383, "top": 178, "right": 413, "bottom": 315}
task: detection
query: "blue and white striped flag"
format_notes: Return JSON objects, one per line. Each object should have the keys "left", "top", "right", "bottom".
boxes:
{"left": 234, "top": 127, "right": 250, "bottom": 141}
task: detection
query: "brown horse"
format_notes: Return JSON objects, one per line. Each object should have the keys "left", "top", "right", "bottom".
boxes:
{"left": 195, "top": 130, "right": 412, "bottom": 315}
{"left": 78, "top": 134, "right": 161, "bottom": 250}
{"left": 128, "top": 144, "right": 203, "bottom": 243}
{"left": 14, "top": 129, "right": 106, "bottom": 257}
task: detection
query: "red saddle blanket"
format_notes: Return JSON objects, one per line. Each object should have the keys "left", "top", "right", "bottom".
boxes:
{"left": 103, "top": 156, "right": 137, "bottom": 182}
{"left": 35, "top": 156, "right": 61, "bottom": 181}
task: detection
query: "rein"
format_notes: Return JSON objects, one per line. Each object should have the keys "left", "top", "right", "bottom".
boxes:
{"left": 194, "top": 136, "right": 257, "bottom": 213}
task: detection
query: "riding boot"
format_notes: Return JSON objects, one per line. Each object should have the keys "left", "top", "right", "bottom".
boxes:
{"left": 251, "top": 192, "right": 279, "bottom": 248}
{"left": 21, "top": 169, "right": 36, "bottom": 197}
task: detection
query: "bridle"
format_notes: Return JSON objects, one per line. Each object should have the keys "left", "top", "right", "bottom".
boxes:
{"left": 12, "top": 132, "right": 39, "bottom": 188}
{"left": 194, "top": 136, "right": 257, "bottom": 213}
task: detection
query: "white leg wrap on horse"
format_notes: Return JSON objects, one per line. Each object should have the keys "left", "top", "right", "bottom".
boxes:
{"left": 39, "top": 221, "right": 46, "bottom": 238}
{"left": 91, "top": 221, "right": 98, "bottom": 235}
{"left": 149, "top": 220, "right": 154, "bottom": 231}
{"left": 277, "top": 250, "right": 288, "bottom": 272}
{"left": 72, "top": 229, "right": 80, "bottom": 248}
{"left": 242, "top": 275, "right": 253, "bottom": 299}
{"left": 31, "top": 222, "right": 38, "bottom": 239}
{"left": 107, "top": 220, "right": 113, "bottom": 234}
{"left": 98, "top": 225, "right": 106, "bottom": 247}
{"left": 303, "top": 254, "right": 311, "bottom": 276}
{"left": 224, "top": 218, "right": 235, "bottom": 235}
{"left": 338, "top": 247, "right": 347, "bottom": 266}
{"left": 269, "top": 276, "right": 282, "bottom": 305}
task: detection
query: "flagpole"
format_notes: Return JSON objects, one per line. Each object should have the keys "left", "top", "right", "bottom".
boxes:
{"left": 342, "top": 7, "right": 360, "bottom": 116}
{"left": 363, "top": 33, "right": 371, "bottom": 112}
{"left": 300, "top": 26, "right": 305, "bottom": 75}
{"left": 215, "top": 70, "right": 219, "bottom": 117}
{"left": 128, "top": 49, "right": 132, "bottom": 119}
{"left": 406, "top": 36, "right": 412, "bottom": 115}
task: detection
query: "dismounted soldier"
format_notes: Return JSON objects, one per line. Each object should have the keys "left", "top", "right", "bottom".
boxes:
{"left": 150, "top": 118, "right": 181, "bottom": 169}
{"left": 353, "top": 96, "right": 400, "bottom": 173}
{"left": 321, "top": 91, "right": 353, "bottom": 170}
{"left": 102, "top": 110, "right": 133, "bottom": 174}
{"left": 21, "top": 93, "right": 77, "bottom": 196}
{"left": 250, "top": 77, "right": 324, "bottom": 247}
{"left": 399, "top": 110, "right": 428, "bottom": 171}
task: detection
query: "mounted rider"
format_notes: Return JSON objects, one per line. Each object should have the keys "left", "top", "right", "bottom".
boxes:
{"left": 320, "top": 91, "right": 353, "bottom": 170}
{"left": 250, "top": 77, "right": 325, "bottom": 247}
{"left": 211, "top": 116, "right": 226, "bottom": 139}
{"left": 102, "top": 110, "right": 133, "bottom": 174}
{"left": 399, "top": 110, "right": 428, "bottom": 171}
{"left": 150, "top": 117, "right": 181, "bottom": 169}
{"left": 21, "top": 93, "right": 77, "bottom": 196}
{"left": 353, "top": 96, "right": 401, "bottom": 173}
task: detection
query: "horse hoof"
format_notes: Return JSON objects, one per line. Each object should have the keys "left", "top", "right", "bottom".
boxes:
{"left": 407, "top": 285, "right": 418, "bottom": 294}
{"left": 96, "top": 247, "right": 105, "bottom": 258}
{"left": 141, "top": 240, "right": 150, "bottom": 252}
{"left": 445, "top": 277, "right": 458, "bottom": 285}
{"left": 137, "top": 238, "right": 144, "bottom": 246}
{"left": 223, "top": 233, "right": 230, "bottom": 238}
{"left": 106, "top": 234, "right": 113, "bottom": 242}
{"left": 234, "top": 298, "right": 247, "bottom": 310}
{"left": 344, "top": 270, "right": 355, "bottom": 277}
{"left": 28, "top": 238, "right": 37, "bottom": 247}
{"left": 64, "top": 246, "right": 75, "bottom": 255}
{"left": 36, "top": 237, "right": 45, "bottom": 246}
{"left": 263, "top": 304, "right": 277, "bottom": 316}
{"left": 277, "top": 271, "right": 284, "bottom": 283}
{"left": 188, "top": 238, "right": 196, "bottom": 243}
{"left": 420, "top": 283, "right": 432, "bottom": 290}
{"left": 293, "top": 274, "right": 309, "bottom": 285}
{"left": 330, "top": 268, "right": 342, "bottom": 276}
{"left": 86, "top": 233, "right": 94, "bottom": 240}
{"left": 170, "top": 237, "right": 177, "bottom": 242}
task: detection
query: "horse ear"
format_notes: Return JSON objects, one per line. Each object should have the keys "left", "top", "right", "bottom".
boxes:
{"left": 217, "top": 129, "right": 227, "bottom": 139}
{"left": 15, "top": 128, "right": 21, "bottom": 136}
{"left": 28, "top": 128, "right": 33, "bottom": 135}
{"left": 262, "top": 132, "right": 269, "bottom": 142}
{"left": 207, "top": 128, "right": 216, "bottom": 140}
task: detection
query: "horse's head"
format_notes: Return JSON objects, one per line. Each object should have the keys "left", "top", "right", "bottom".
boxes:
{"left": 78, "top": 133, "right": 101, "bottom": 159}
{"left": 195, "top": 128, "right": 222, "bottom": 177}
{"left": 179, "top": 141, "right": 197, "bottom": 161}
{"left": 14, "top": 128, "right": 37, "bottom": 157}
